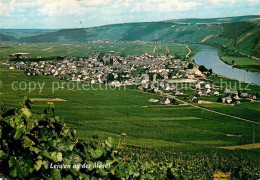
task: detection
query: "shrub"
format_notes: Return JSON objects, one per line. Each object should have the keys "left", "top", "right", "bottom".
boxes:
{"left": 188, "top": 63, "right": 194, "bottom": 69}
{"left": 0, "top": 97, "right": 156, "bottom": 179}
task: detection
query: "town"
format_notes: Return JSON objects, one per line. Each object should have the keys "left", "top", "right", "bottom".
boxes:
{"left": 2, "top": 52, "right": 258, "bottom": 105}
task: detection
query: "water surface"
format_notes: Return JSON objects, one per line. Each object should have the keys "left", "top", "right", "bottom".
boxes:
{"left": 193, "top": 45, "right": 260, "bottom": 85}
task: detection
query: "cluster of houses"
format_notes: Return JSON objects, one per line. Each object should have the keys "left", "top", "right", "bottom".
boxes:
{"left": 3, "top": 53, "right": 205, "bottom": 89}
{"left": 2, "top": 53, "right": 257, "bottom": 105}
{"left": 189, "top": 85, "right": 257, "bottom": 104}
{"left": 220, "top": 89, "right": 257, "bottom": 104}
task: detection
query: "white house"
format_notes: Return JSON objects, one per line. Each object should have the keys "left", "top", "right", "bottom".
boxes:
{"left": 214, "top": 91, "right": 220, "bottom": 96}
{"left": 222, "top": 97, "right": 232, "bottom": 104}
{"left": 165, "top": 98, "right": 171, "bottom": 105}
{"left": 205, "top": 84, "right": 211, "bottom": 89}
{"left": 148, "top": 98, "right": 159, "bottom": 103}
{"left": 160, "top": 97, "right": 171, "bottom": 105}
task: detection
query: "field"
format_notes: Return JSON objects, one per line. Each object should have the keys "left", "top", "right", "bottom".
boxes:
{"left": 0, "top": 65, "right": 259, "bottom": 153}
{"left": 220, "top": 56, "right": 260, "bottom": 73}
{"left": 0, "top": 42, "right": 197, "bottom": 61}
{"left": 0, "top": 41, "right": 260, "bottom": 178}
{"left": 179, "top": 76, "right": 260, "bottom": 123}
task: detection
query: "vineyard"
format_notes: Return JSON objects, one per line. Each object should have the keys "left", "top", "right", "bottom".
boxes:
{"left": 0, "top": 98, "right": 259, "bottom": 179}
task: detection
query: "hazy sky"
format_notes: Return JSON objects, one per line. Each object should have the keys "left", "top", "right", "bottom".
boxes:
{"left": 0, "top": 0, "right": 259, "bottom": 29}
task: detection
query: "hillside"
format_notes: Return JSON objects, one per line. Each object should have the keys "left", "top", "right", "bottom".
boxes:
{"left": 0, "top": 15, "right": 259, "bottom": 58}
{"left": 0, "top": 29, "right": 58, "bottom": 38}
{"left": 166, "top": 15, "right": 260, "bottom": 23}
{"left": 0, "top": 34, "right": 16, "bottom": 41}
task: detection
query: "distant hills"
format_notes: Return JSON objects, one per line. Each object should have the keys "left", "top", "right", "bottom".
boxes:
{"left": 166, "top": 15, "right": 260, "bottom": 23}
{"left": 0, "top": 15, "right": 259, "bottom": 58}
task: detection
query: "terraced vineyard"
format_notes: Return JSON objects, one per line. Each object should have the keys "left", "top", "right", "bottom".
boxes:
{"left": 0, "top": 65, "right": 259, "bottom": 151}
{"left": 0, "top": 42, "right": 197, "bottom": 61}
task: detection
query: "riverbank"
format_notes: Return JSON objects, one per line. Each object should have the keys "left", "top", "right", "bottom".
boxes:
{"left": 194, "top": 41, "right": 260, "bottom": 74}
{"left": 193, "top": 45, "right": 260, "bottom": 85}
{"left": 214, "top": 42, "right": 260, "bottom": 73}
{"left": 218, "top": 53, "right": 260, "bottom": 74}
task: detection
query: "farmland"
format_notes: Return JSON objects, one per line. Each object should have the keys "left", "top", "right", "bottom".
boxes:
{"left": 0, "top": 42, "right": 197, "bottom": 61}
{"left": 0, "top": 42, "right": 259, "bottom": 151}
{"left": 220, "top": 56, "right": 260, "bottom": 73}
{"left": 0, "top": 40, "right": 260, "bottom": 178}
{"left": 0, "top": 64, "right": 259, "bottom": 152}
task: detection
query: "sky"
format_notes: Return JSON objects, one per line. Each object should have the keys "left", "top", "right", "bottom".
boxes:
{"left": 0, "top": 0, "right": 259, "bottom": 29}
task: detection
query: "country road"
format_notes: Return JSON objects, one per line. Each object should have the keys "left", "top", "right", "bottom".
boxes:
{"left": 115, "top": 45, "right": 129, "bottom": 56}
{"left": 166, "top": 46, "right": 170, "bottom": 54}
{"left": 153, "top": 46, "right": 156, "bottom": 54}
{"left": 184, "top": 44, "right": 191, "bottom": 59}
{"left": 165, "top": 93, "right": 260, "bottom": 125}
{"left": 136, "top": 89, "right": 260, "bottom": 125}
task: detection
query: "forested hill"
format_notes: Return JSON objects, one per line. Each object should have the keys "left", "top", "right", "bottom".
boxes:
{"left": 0, "top": 15, "right": 260, "bottom": 58}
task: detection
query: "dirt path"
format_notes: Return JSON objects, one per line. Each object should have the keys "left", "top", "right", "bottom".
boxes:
{"left": 201, "top": 35, "right": 214, "bottom": 43}
{"left": 115, "top": 45, "right": 129, "bottom": 56}
{"left": 236, "top": 50, "right": 260, "bottom": 61}
{"left": 42, "top": 47, "right": 53, "bottom": 51}
{"left": 30, "top": 98, "right": 67, "bottom": 102}
{"left": 153, "top": 46, "right": 156, "bottom": 54}
{"left": 165, "top": 93, "right": 260, "bottom": 125}
{"left": 220, "top": 143, "right": 260, "bottom": 150}
{"left": 166, "top": 46, "right": 170, "bottom": 54}
{"left": 236, "top": 30, "right": 256, "bottom": 45}
{"left": 184, "top": 44, "right": 191, "bottom": 59}
{"left": 221, "top": 44, "right": 260, "bottom": 61}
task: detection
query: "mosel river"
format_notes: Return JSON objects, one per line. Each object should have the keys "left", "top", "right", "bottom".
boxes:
{"left": 193, "top": 45, "right": 260, "bottom": 85}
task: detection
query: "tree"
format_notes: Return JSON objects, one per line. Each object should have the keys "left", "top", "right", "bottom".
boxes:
{"left": 238, "top": 90, "right": 241, "bottom": 96}
{"left": 209, "top": 69, "right": 213, "bottom": 75}
{"left": 107, "top": 73, "right": 114, "bottom": 82}
{"left": 99, "top": 58, "right": 104, "bottom": 63}
{"left": 105, "top": 61, "right": 110, "bottom": 66}
{"left": 157, "top": 74, "right": 163, "bottom": 80}
{"left": 171, "top": 98, "right": 176, "bottom": 104}
{"left": 199, "top": 65, "right": 208, "bottom": 73}
{"left": 117, "top": 58, "right": 122, "bottom": 64}
{"left": 188, "top": 63, "right": 193, "bottom": 69}
{"left": 110, "top": 57, "right": 113, "bottom": 65}
{"left": 120, "top": 51, "right": 126, "bottom": 58}
{"left": 217, "top": 97, "right": 222, "bottom": 102}
{"left": 117, "top": 73, "right": 122, "bottom": 81}
{"left": 98, "top": 52, "right": 105, "bottom": 60}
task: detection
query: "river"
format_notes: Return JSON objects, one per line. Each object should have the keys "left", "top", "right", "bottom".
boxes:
{"left": 193, "top": 45, "right": 260, "bottom": 86}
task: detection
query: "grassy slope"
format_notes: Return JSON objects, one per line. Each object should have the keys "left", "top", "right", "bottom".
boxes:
{"left": 208, "top": 21, "right": 260, "bottom": 55}
{"left": 220, "top": 56, "right": 260, "bottom": 73}
{"left": 15, "top": 22, "right": 222, "bottom": 44}
{"left": 0, "top": 65, "right": 259, "bottom": 152}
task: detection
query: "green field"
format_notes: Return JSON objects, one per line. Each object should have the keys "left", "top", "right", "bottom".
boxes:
{"left": 220, "top": 56, "right": 260, "bottom": 73}
{"left": 0, "top": 65, "right": 259, "bottom": 152}
{"left": 0, "top": 42, "right": 196, "bottom": 61}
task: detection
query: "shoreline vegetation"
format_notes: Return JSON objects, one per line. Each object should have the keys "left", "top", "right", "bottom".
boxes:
{"left": 217, "top": 47, "right": 260, "bottom": 74}
{"left": 219, "top": 55, "right": 260, "bottom": 74}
